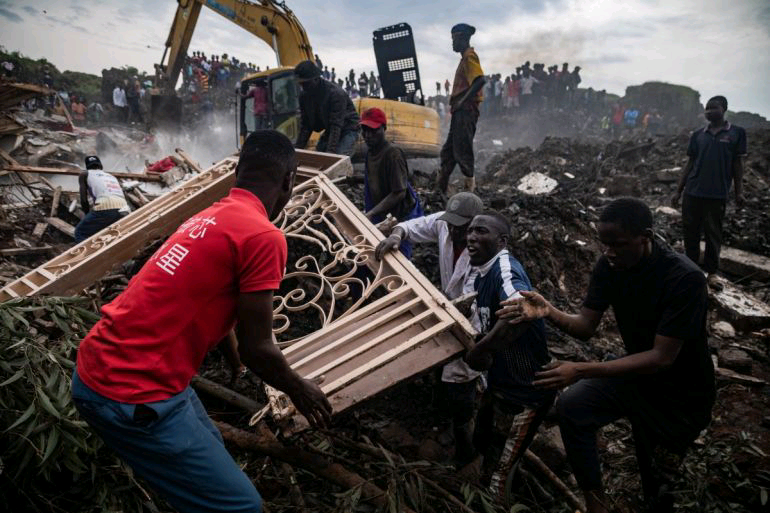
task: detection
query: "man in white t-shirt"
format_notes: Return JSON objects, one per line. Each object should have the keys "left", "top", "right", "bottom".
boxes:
{"left": 518, "top": 69, "right": 539, "bottom": 111}
{"left": 112, "top": 85, "right": 127, "bottom": 122}
{"left": 75, "top": 156, "right": 130, "bottom": 243}
{"left": 376, "top": 192, "right": 484, "bottom": 466}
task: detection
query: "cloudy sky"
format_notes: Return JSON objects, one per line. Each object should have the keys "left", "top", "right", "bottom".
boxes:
{"left": 1, "top": 0, "right": 769, "bottom": 116}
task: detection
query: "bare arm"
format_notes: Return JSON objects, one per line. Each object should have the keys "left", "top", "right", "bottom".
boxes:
{"left": 533, "top": 335, "right": 684, "bottom": 389}
{"left": 218, "top": 330, "right": 246, "bottom": 383}
{"left": 496, "top": 290, "right": 603, "bottom": 341}
{"left": 366, "top": 189, "right": 406, "bottom": 221}
{"left": 733, "top": 156, "right": 744, "bottom": 206}
{"left": 78, "top": 171, "right": 90, "bottom": 213}
{"left": 237, "top": 290, "right": 332, "bottom": 428}
{"left": 671, "top": 157, "right": 694, "bottom": 207}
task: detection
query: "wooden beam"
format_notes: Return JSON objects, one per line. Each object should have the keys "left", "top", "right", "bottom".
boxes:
{"left": 45, "top": 217, "right": 75, "bottom": 238}
{"left": 32, "top": 222, "right": 47, "bottom": 240}
{"left": 0, "top": 246, "right": 54, "bottom": 257}
{"left": 0, "top": 164, "right": 164, "bottom": 183}
{"left": 49, "top": 187, "right": 61, "bottom": 217}
{"left": 175, "top": 148, "right": 203, "bottom": 173}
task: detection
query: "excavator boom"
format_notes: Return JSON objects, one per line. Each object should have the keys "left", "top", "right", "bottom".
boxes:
{"left": 154, "top": 0, "right": 313, "bottom": 124}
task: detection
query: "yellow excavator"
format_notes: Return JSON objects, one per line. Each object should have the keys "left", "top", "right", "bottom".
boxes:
{"left": 153, "top": 0, "right": 441, "bottom": 159}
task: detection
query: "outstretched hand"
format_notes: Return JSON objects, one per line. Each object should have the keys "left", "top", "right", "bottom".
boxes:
{"left": 533, "top": 360, "right": 582, "bottom": 389}
{"left": 496, "top": 290, "right": 550, "bottom": 325}
{"left": 289, "top": 379, "right": 333, "bottom": 429}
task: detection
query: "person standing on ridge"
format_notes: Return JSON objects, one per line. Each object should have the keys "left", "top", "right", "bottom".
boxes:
{"left": 436, "top": 23, "right": 485, "bottom": 196}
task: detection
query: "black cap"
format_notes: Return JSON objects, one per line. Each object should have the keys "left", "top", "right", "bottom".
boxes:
{"left": 294, "top": 60, "right": 321, "bottom": 82}
{"left": 451, "top": 23, "right": 476, "bottom": 36}
{"left": 84, "top": 155, "right": 102, "bottom": 169}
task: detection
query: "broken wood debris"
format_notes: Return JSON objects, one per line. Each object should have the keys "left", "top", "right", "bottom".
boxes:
{"left": 0, "top": 162, "right": 164, "bottom": 183}
{"left": 710, "top": 275, "right": 770, "bottom": 332}
{"left": 45, "top": 217, "right": 75, "bottom": 238}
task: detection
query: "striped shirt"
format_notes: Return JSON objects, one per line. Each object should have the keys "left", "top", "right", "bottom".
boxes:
{"left": 468, "top": 250, "right": 552, "bottom": 407}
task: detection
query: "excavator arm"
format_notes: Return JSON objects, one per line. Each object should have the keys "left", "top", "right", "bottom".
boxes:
{"left": 156, "top": 0, "right": 314, "bottom": 95}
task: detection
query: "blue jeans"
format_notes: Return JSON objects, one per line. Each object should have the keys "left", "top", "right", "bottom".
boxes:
{"left": 75, "top": 209, "right": 127, "bottom": 243}
{"left": 71, "top": 369, "right": 262, "bottom": 513}
{"left": 316, "top": 129, "right": 358, "bottom": 156}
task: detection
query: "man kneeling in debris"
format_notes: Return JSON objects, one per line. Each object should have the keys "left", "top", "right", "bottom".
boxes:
{"left": 375, "top": 192, "right": 484, "bottom": 467}
{"left": 497, "top": 198, "right": 715, "bottom": 513}
{"left": 72, "top": 131, "right": 332, "bottom": 513}
{"left": 462, "top": 212, "right": 555, "bottom": 502}
{"left": 75, "top": 156, "right": 130, "bottom": 243}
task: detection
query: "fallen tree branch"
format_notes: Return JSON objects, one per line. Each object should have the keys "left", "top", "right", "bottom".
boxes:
{"left": 190, "top": 375, "right": 262, "bottom": 414}
{"left": 277, "top": 461, "right": 306, "bottom": 509}
{"left": 214, "top": 421, "right": 416, "bottom": 513}
{"left": 524, "top": 449, "right": 584, "bottom": 513}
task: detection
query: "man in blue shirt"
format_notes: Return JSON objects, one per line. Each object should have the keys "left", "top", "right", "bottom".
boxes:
{"left": 463, "top": 212, "right": 553, "bottom": 502}
{"left": 672, "top": 95, "right": 747, "bottom": 281}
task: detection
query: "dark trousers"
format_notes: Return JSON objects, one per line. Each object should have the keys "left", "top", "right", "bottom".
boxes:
{"left": 443, "top": 379, "right": 479, "bottom": 466}
{"left": 681, "top": 194, "right": 726, "bottom": 274}
{"left": 474, "top": 392, "right": 552, "bottom": 501}
{"left": 75, "top": 209, "right": 126, "bottom": 243}
{"left": 556, "top": 377, "right": 709, "bottom": 505}
{"left": 438, "top": 108, "right": 478, "bottom": 190}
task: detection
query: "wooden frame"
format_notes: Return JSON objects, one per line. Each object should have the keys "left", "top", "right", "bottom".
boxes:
{"left": 1, "top": 148, "right": 475, "bottom": 431}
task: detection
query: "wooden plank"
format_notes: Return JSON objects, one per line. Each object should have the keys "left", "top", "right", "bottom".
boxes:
{"left": 50, "top": 187, "right": 62, "bottom": 217}
{"left": 32, "top": 222, "right": 47, "bottom": 240}
{"left": 282, "top": 286, "right": 412, "bottom": 356}
{"left": 0, "top": 164, "right": 164, "bottom": 183}
{"left": 300, "top": 306, "right": 432, "bottom": 378}
{"left": 715, "top": 367, "right": 766, "bottom": 386}
{"left": 0, "top": 246, "right": 53, "bottom": 256}
{"left": 45, "top": 217, "right": 75, "bottom": 238}
{"left": 175, "top": 148, "right": 203, "bottom": 174}
{"left": 321, "top": 323, "right": 450, "bottom": 396}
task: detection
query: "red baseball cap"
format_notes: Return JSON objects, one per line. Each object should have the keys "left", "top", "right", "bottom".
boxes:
{"left": 360, "top": 107, "right": 387, "bottom": 129}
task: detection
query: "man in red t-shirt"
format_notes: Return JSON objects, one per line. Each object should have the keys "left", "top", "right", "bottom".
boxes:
{"left": 72, "top": 130, "right": 331, "bottom": 513}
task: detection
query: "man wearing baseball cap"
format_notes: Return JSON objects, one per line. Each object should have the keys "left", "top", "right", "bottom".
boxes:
{"left": 294, "top": 60, "right": 360, "bottom": 156}
{"left": 375, "top": 191, "right": 484, "bottom": 466}
{"left": 360, "top": 107, "right": 423, "bottom": 257}
{"left": 75, "top": 155, "right": 130, "bottom": 243}
{"left": 437, "top": 23, "right": 485, "bottom": 196}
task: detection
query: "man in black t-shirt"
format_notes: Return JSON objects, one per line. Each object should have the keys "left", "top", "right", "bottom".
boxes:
{"left": 359, "top": 108, "right": 422, "bottom": 257}
{"left": 497, "top": 198, "right": 714, "bottom": 513}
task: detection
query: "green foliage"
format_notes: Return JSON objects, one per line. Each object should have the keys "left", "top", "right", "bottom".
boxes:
{"left": 0, "top": 296, "right": 158, "bottom": 512}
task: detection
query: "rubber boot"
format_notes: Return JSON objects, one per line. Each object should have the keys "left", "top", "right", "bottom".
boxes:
{"left": 464, "top": 175, "right": 475, "bottom": 192}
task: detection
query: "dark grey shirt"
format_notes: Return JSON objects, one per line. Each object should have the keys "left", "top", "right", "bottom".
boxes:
{"left": 684, "top": 122, "right": 747, "bottom": 199}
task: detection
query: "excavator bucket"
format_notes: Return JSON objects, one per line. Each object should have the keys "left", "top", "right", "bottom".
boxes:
{"left": 150, "top": 94, "right": 183, "bottom": 128}
{"left": 372, "top": 23, "right": 424, "bottom": 103}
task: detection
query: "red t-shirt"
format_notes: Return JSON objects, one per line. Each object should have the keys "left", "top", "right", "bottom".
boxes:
{"left": 77, "top": 188, "right": 287, "bottom": 403}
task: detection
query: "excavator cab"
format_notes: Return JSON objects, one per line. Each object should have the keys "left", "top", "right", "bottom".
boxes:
{"left": 237, "top": 68, "right": 301, "bottom": 147}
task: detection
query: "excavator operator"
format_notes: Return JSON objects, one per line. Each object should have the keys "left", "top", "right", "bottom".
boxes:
{"left": 294, "top": 60, "right": 360, "bottom": 156}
